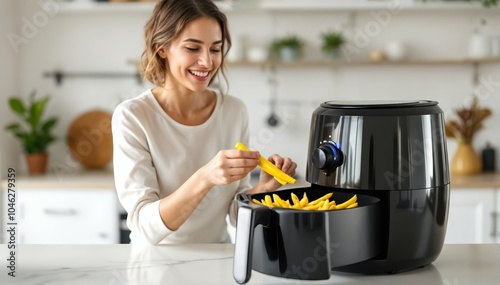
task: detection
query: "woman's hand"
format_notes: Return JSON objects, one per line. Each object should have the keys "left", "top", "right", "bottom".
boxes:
{"left": 201, "top": 149, "right": 260, "bottom": 187}
{"left": 256, "top": 154, "right": 297, "bottom": 192}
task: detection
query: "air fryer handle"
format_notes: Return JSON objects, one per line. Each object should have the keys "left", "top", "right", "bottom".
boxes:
{"left": 233, "top": 197, "right": 270, "bottom": 284}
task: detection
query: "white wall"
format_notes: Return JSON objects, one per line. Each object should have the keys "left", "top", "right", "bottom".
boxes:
{"left": 7, "top": 1, "right": 500, "bottom": 178}
{"left": 0, "top": 0, "right": 20, "bottom": 179}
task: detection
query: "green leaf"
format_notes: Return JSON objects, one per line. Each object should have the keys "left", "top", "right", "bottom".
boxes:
{"left": 29, "top": 97, "right": 49, "bottom": 128}
{"left": 5, "top": 123, "right": 21, "bottom": 132}
{"left": 41, "top": 117, "right": 58, "bottom": 132}
{"left": 8, "top": 98, "right": 26, "bottom": 115}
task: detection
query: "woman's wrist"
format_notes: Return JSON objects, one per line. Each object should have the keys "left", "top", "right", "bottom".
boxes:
{"left": 192, "top": 167, "right": 216, "bottom": 194}
{"left": 247, "top": 180, "right": 275, "bottom": 195}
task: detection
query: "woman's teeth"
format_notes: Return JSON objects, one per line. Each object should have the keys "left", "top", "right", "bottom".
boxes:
{"left": 189, "top": 70, "right": 209, "bottom": 77}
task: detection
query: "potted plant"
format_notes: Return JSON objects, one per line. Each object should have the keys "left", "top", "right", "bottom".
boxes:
{"left": 445, "top": 96, "right": 491, "bottom": 175}
{"left": 271, "top": 35, "right": 304, "bottom": 62}
{"left": 320, "top": 30, "right": 345, "bottom": 60}
{"left": 4, "top": 91, "right": 58, "bottom": 175}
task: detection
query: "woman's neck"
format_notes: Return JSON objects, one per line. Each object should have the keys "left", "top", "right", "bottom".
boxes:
{"left": 152, "top": 86, "right": 217, "bottom": 126}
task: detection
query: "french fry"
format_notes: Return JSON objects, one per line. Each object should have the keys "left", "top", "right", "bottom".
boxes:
{"left": 273, "top": 194, "right": 287, "bottom": 208}
{"left": 265, "top": 195, "right": 274, "bottom": 207}
{"left": 336, "top": 195, "right": 357, "bottom": 210}
{"left": 319, "top": 200, "right": 330, "bottom": 210}
{"left": 299, "top": 193, "right": 309, "bottom": 208}
{"left": 252, "top": 199, "right": 262, "bottom": 205}
{"left": 303, "top": 203, "right": 321, "bottom": 210}
{"left": 309, "top": 193, "right": 333, "bottom": 206}
{"left": 291, "top": 193, "right": 301, "bottom": 207}
{"left": 346, "top": 202, "right": 358, "bottom": 209}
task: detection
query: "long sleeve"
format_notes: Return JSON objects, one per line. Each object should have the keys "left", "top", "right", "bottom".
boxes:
{"left": 112, "top": 105, "right": 172, "bottom": 245}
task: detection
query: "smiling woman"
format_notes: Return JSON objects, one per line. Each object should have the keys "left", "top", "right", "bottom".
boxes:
{"left": 111, "top": 0, "right": 297, "bottom": 246}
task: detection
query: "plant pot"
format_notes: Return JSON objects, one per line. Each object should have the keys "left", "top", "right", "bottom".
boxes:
{"left": 279, "top": 47, "right": 299, "bottom": 62}
{"left": 26, "top": 153, "right": 48, "bottom": 175}
{"left": 468, "top": 34, "right": 491, "bottom": 59}
{"left": 324, "top": 48, "right": 341, "bottom": 60}
{"left": 451, "top": 143, "right": 481, "bottom": 176}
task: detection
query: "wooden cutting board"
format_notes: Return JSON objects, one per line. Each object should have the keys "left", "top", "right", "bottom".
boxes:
{"left": 66, "top": 110, "right": 113, "bottom": 169}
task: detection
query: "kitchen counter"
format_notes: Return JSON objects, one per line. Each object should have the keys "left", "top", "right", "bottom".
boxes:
{"left": 0, "top": 169, "right": 116, "bottom": 189}
{"left": 1, "top": 244, "right": 499, "bottom": 285}
{"left": 451, "top": 171, "right": 500, "bottom": 189}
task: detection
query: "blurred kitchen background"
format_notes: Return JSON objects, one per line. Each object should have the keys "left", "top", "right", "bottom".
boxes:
{"left": 1, "top": 0, "right": 500, "bottom": 244}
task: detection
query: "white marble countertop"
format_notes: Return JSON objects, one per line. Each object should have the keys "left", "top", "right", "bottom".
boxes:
{"left": 1, "top": 244, "right": 499, "bottom": 285}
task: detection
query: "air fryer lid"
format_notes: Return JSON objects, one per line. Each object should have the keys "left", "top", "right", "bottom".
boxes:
{"left": 322, "top": 100, "right": 437, "bottom": 108}
{"left": 307, "top": 99, "right": 449, "bottom": 190}
{"left": 316, "top": 100, "right": 441, "bottom": 116}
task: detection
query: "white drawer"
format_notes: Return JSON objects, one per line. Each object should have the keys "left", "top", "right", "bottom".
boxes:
{"left": 11, "top": 189, "right": 119, "bottom": 244}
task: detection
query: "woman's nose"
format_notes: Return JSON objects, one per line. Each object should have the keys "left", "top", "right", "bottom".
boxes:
{"left": 198, "top": 50, "right": 212, "bottom": 67}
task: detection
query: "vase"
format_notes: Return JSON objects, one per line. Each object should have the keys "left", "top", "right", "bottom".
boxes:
{"left": 451, "top": 143, "right": 481, "bottom": 176}
{"left": 324, "top": 48, "right": 341, "bottom": 60}
{"left": 26, "top": 153, "right": 48, "bottom": 175}
{"left": 468, "top": 34, "right": 491, "bottom": 59}
{"left": 279, "top": 47, "right": 299, "bottom": 62}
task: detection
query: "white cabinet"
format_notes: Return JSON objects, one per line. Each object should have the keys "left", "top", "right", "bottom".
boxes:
{"left": 2, "top": 188, "right": 119, "bottom": 244}
{"left": 1, "top": 171, "right": 122, "bottom": 244}
{"left": 497, "top": 191, "right": 500, "bottom": 241}
{"left": 445, "top": 188, "right": 499, "bottom": 244}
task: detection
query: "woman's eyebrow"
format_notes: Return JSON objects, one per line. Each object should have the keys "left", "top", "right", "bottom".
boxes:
{"left": 183, "top": 38, "right": 223, "bottom": 45}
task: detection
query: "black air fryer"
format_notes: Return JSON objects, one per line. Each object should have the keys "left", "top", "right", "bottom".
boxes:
{"left": 233, "top": 100, "right": 450, "bottom": 284}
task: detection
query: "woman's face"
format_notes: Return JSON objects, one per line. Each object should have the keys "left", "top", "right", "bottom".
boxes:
{"left": 162, "top": 17, "right": 223, "bottom": 93}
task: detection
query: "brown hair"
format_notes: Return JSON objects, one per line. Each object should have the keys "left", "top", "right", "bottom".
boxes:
{"left": 140, "top": 0, "right": 232, "bottom": 91}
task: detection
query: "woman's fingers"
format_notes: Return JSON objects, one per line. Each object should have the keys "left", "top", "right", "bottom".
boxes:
{"left": 268, "top": 154, "right": 296, "bottom": 176}
{"left": 204, "top": 150, "right": 260, "bottom": 185}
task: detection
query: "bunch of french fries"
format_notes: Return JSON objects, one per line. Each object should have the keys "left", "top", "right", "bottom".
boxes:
{"left": 235, "top": 142, "right": 296, "bottom": 185}
{"left": 252, "top": 192, "right": 358, "bottom": 211}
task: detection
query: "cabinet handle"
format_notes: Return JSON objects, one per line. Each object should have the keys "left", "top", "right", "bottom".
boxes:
{"left": 491, "top": 212, "right": 498, "bottom": 238}
{"left": 44, "top": 208, "right": 78, "bottom": 216}
{"left": 497, "top": 212, "right": 500, "bottom": 238}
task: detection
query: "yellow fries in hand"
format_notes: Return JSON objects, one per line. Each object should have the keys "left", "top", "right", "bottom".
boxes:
{"left": 254, "top": 192, "right": 358, "bottom": 211}
{"left": 235, "top": 142, "right": 296, "bottom": 185}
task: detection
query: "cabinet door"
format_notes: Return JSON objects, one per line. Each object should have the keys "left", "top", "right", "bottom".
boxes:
{"left": 497, "top": 189, "right": 500, "bottom": 243}
{"left": 15, "top": 189, "right": 119, "bottom": 244}
{"left": 445, "top": 188, "right": 496, "bottom": 244}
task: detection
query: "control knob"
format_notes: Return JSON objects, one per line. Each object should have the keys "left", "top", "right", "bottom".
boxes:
{"left": 311, "top": 143, "right": 343, "bottom": 172}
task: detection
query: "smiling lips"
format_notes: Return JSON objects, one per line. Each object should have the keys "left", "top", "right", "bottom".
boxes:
{"left": 189, "top": 69, "right": 210, "bottom": 80}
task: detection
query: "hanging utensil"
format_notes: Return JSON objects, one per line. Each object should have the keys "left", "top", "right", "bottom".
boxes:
{"left": 266, "top": 69, "right": 279, "bottom": 127}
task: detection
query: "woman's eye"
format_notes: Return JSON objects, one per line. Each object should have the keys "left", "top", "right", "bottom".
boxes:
{"left": 186, "top": 47, "right": 199, "bottom": 52}
{"left": 210, "top": 49, "right": 221, "bottom": 53}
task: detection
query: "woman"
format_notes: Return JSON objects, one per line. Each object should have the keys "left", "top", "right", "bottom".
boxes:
{"left": 112, "top": 0, "right": 297, "bottom": 245}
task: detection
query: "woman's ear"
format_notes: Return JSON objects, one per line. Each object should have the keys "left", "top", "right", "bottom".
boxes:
{"left": 158, "top": 47, "right": 167, "bottom": 58}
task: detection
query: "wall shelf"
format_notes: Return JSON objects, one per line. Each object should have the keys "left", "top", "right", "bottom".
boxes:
{"left": 58, "top": 0, "right": 234, "bottom": 14}
{"left": 259, "top": 0, "right": 500, "bottom": 11}
{"left": 226, "top": 57, "right": 500, "bottom": 68}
